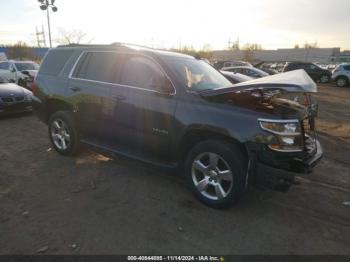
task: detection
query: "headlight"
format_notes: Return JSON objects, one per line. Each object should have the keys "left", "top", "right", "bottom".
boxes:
{"left": 24, "top": 93, "right": 32, "bottom": 101}
{"left": 258, "top": 119, "right": 303, "bottom": 152}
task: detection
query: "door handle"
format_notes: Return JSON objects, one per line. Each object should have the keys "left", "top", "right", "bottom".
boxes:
{"left": 69, "top": 86, "right": 81, "bottom": 92}
{"left": 113, "top": 94, "right": 126, "bottom": 101}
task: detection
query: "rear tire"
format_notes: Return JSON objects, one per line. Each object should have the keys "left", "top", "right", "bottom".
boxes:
{"left": 184, "top": 140, "right": 247, "bottom": 208}
{"left": 48, "top": 111, "right": 79, "bottom": 156}
{"left": 336, "top": 76, "right": 348, "bottom": 87}
{"left": 320, "top": 75, "right": 330, "bottom": 83}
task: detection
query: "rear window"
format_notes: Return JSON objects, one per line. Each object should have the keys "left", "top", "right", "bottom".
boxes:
{"left": 72, "top": 52, "right": 123, "bottom": 83}
{"left": 40, "top": 49, "right": 74, "bottom": 75}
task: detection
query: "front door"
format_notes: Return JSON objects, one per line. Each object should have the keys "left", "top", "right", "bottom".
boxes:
{"left": 109, "top": 54, "right": 177, "bottom": 162}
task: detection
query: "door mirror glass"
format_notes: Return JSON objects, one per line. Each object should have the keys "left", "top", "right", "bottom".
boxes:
{"left": 149, "top": 76, "right": 173, "bottom": 94}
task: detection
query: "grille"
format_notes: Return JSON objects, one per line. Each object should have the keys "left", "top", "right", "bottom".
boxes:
{"left": 1, "top": 97, "right": 14, "bottom": 103}
{"left": 15, "top": 96, "right": 24, "bottom": 101}
{"left": 302, "top": 118, "right": 317, "bottom": 154}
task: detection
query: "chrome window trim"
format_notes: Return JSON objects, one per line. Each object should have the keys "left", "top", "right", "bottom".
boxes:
{"left": 68, "top": 50, "right": 176, "bottom": 96}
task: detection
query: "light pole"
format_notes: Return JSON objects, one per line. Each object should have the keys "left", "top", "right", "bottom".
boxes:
{"left": 38, "top": 0, "right": 58, "bottom": 48}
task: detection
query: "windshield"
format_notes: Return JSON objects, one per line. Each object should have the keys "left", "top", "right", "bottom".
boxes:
{"left": 165, "top": 57, "right": 232, "bottom": 91}
{"left": 15, "top": 62, "right": 39, "bottom": 71}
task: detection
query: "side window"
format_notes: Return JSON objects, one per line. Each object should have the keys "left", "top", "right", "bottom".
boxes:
{"left": 309, "top": 64, "right": 317, "bottom": 70}
{"left": 73, "top": 52, "right": 123, "bottom": 83}
{"left": 0, "top": 62, "right": 10, "bottom": 70}
{"left": 40, "top": 50, "right": 74, "bottom": 75}
{"left": 120, "top": 56, "right": 168, "bottom": 91}
{"left": 343, "top": 65, "right": 350, "bottom": 71}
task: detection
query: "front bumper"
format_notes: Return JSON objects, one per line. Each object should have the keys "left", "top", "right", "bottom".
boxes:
{"left": 249, "top": 139, "right": 323, "bottom": 188}
{"left": 0, "top": 102, "right": 32, "bottom": 115}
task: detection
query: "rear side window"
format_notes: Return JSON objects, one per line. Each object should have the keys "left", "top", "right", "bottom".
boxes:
{"left": 73, "top": 52, "right": 123, "bottom": 83}
{"left": 40, "top": 50, "right": 74, "bottom": 75}
{"left": 344, "top": 65, "right": 350, "bottom": 71}
{"left": 120, "top": 56, "right": 167, "bottom": 90}
{"left": 0, "top": 62, "right": 9, "bottom": 70}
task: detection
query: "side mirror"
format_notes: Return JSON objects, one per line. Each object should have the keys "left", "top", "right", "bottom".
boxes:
{"left": 11, "top": 68, "right": 16, "bottom": 73}
{"left": 150, "top": 77, "right": 174, "bottom": 95}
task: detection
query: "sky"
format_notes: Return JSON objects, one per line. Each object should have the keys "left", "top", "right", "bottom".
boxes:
{"left": 0, "top": 0, "right": 349, "bottom": 50}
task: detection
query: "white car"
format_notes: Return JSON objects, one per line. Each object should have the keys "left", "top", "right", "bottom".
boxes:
{"left": 221, "top": 66, "right": 269, "bottom": 78}
{"left": 0, "top": 60, "right": 39, "bottom": 90}
{"left": 332, "top": 64, "right": 350, "bottom": 87}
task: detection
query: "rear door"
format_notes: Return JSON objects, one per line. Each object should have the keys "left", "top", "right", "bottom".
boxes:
{"left": 68, "top": 51, "right": 121, "bottom": 143}
{"left": 108, "top": 54, "right": 177, "bottom": 162}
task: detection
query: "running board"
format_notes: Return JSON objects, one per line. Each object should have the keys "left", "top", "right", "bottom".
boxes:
{"left": 80, "top": 139, "right": 178, "bottom": 170}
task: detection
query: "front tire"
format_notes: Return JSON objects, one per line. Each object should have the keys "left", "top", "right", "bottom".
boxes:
{"left": 18, "top": 79, "right": 25, "bottom": 87}
{"left": 336, "top": 76, "right": 348, "bottom": 87}
{"left": 48, "top": 111, "right": 79, "bottom": 156}
{"left": 320, "top": 74, "right": 330, "bottom": 83}
{"left": 184, "top": 140, "right": 247, "bottom": 208}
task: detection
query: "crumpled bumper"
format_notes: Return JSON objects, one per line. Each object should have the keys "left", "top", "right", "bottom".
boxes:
{"left": 250, "top": 139, "right": 323, "bottom": 188}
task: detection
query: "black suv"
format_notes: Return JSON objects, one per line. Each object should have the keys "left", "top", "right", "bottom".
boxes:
{"left": 33, "top": 44, "right": 323, "bottom": 208}
{"left": 283, "top": 62, "right": 331, "bottom": 83}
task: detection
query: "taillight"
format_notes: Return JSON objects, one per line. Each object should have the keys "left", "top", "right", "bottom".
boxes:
{"left": 32, "top": 78, "right": 37, "bottom": 95}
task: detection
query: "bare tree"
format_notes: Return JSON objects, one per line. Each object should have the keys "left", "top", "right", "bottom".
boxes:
{"left": 56, "top": 28, "right": 91, "bottom": 45}
{"left": 242, "top": 43, "right": 263, "bottom": 62}
{"left": 6, "top": 42, "right": 35, "bottom": 60}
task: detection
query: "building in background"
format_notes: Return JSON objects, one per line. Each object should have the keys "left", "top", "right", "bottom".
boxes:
{"left": 212, "top": 48, "right": 341, "bottom": 64}
{"left": 339, "top": 51, "right": 350, "bottom": 62}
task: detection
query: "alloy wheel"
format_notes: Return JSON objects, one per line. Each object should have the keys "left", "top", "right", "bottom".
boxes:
{"left": 337, "top": 78, "right": 347, "bottom": 87}
{"left": 50, "top": 118, "right": 71, "bottom": 150}
{"left": 191, "top": 152, "right": 233, "bottom": 201}
{"left": 320, "top": 75, "right": 329, "bottom": 83}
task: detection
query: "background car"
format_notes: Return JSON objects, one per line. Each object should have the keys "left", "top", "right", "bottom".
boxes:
{"left": 282, "top": 62, "right": 331, "bottom": 83}
{"left": 213, "top": 60, "right": 252, "bottom": 69}
{"left": 220, "top": 70, "right": 253, "bottom": 84}
{"left": 0, "top": 76, "right": 32, "bottom": 115}
{"left": 221, "top": 66, "right": 269, "bottom": 78}
{"left": 0, "top": 60, "right": 39, "bottom": 90}
{"left": 331, "top": 64, "right": 350, "bottom": 87}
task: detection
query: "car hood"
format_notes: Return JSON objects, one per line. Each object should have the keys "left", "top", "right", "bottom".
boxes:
{"left": 201, "top": 69, "right": 317, "bottom": 97}
{"left": 0, "top": 83, "right": 28, "bottom": 97}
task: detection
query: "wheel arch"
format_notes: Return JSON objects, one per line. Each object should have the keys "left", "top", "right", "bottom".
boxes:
{"left": 178, "top": 128, "right": 248, "bottom": 162}
{"left": 45, "top": 99, "right": 74, "bottom": 123}
{"left": 335, "top": 75, "right": 349, "bottom": 81}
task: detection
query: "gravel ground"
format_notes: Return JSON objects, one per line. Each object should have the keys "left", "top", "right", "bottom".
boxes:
{"left": 0, "top": 84, "right": 349, "bottom": 254}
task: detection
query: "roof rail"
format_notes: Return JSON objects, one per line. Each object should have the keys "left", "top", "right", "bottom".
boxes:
{"left": 56, "top": 42, "right": 154, "bottom": 50}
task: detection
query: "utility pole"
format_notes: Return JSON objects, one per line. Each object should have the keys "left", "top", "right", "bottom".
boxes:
{"left": 38, "top": 0, "right": 58, "bottom": 48}
{"left": 35, "top": 25, "right": 46, "bottom": 47}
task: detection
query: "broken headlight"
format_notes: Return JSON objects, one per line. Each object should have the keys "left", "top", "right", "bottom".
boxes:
{"left": 258, "top": 119, "right": 303, "bottom": 152}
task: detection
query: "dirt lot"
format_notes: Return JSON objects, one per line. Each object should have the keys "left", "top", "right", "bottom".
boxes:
{"left": 0, "top": 84, "right": 349, "bottom": 254}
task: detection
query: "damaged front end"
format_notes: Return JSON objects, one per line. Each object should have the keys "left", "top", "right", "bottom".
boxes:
{"left": 251, "top": 91, "right": 323, "bottom": 190}
{"left": 201, "top": 70, "right": 323, "bottom": 190}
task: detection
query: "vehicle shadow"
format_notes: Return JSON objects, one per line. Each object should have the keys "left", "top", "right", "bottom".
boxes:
{"left": 0, "top": 111, "right": 33, "bottom": 121}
